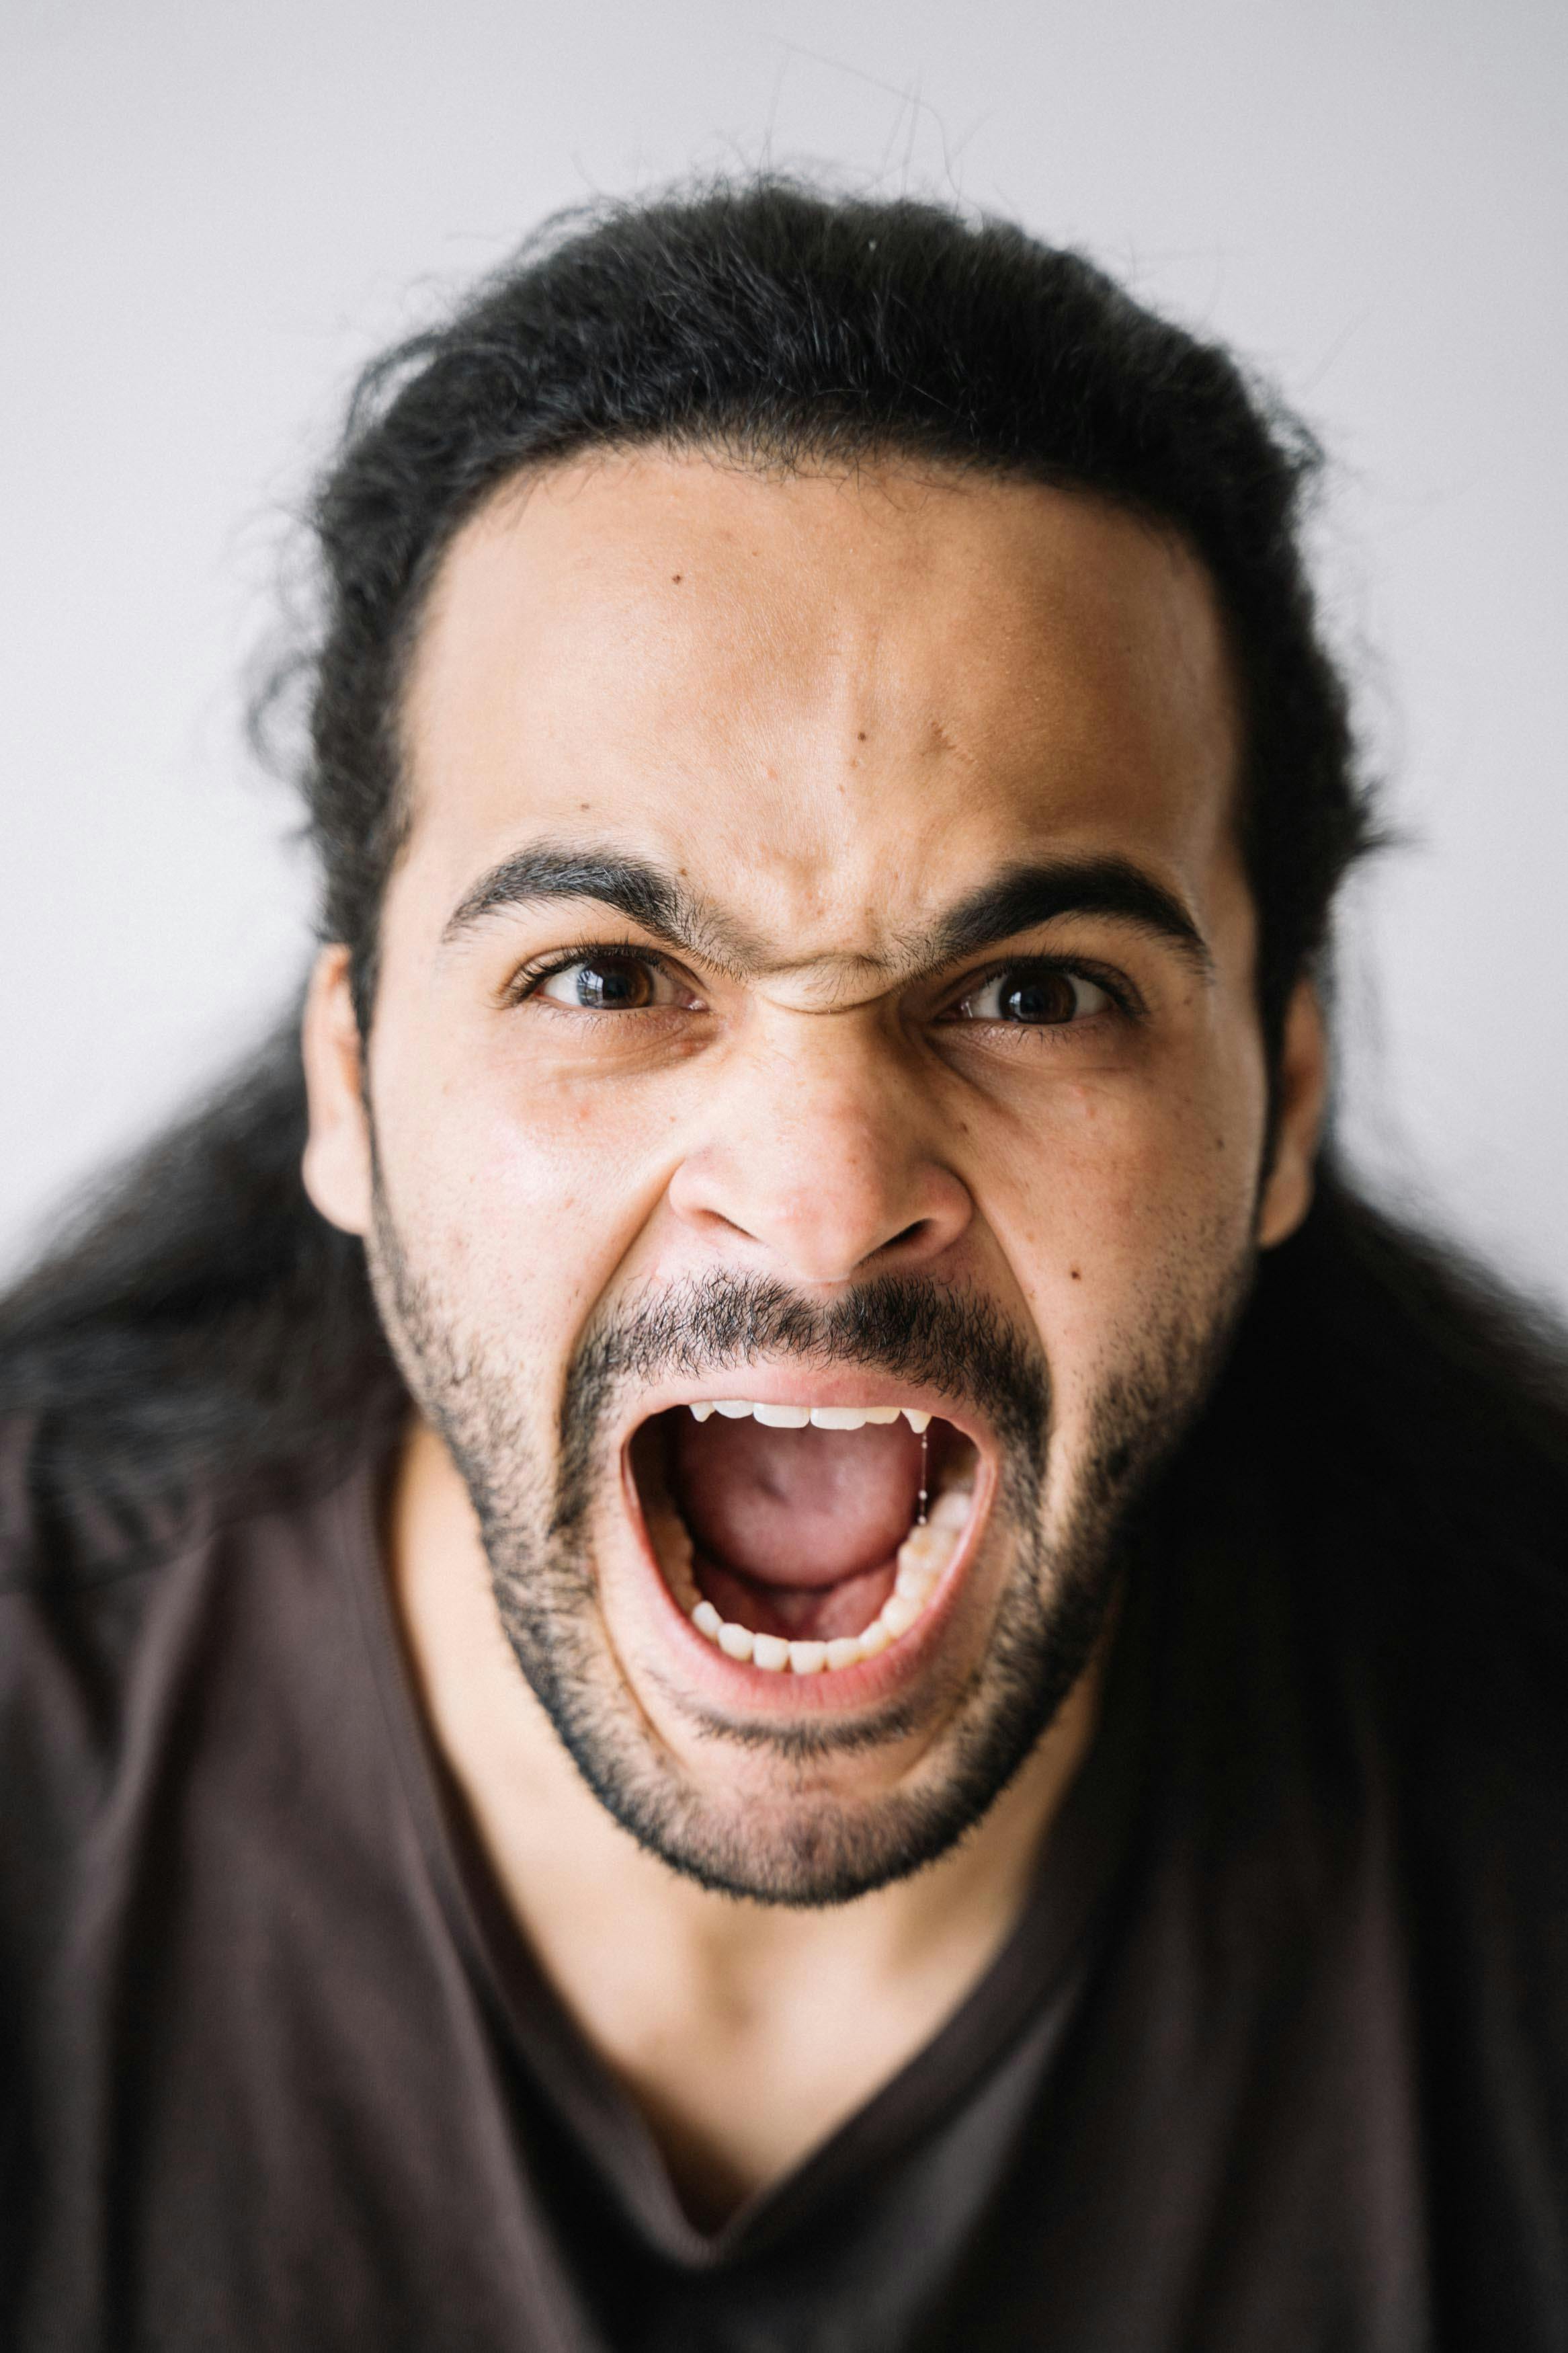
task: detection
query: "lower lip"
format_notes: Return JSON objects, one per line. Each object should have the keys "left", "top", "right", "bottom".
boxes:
{"left": 619, "top": 1453, "right": 991, "bottom": 1713}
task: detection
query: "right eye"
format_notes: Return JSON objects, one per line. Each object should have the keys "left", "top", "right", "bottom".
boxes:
{"left": 531, "top": 954, "right": 687, "bottom": 1012}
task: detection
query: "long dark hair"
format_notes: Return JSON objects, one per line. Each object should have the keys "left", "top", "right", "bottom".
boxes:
{"left": 3, "top": 179, "right": 1565, "bottom": 1597}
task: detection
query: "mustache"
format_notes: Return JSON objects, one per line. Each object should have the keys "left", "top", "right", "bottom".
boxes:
{"left": 560, "top": 1269, "right": 1050, "bottom": 1472}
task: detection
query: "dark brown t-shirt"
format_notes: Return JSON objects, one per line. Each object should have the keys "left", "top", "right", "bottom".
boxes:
{"left": 3, "top": 1420, "right": 1565, "bottom": 2350}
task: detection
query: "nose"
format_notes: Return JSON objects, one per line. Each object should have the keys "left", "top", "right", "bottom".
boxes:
{"left": 667, "top": 1022, "right": 973, "bottom": 1287}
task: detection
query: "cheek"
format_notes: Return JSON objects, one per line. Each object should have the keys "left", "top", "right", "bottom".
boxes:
{"left": 370, "top": 1023, "right": 682, "bottom": 1347}
{"left": 977, "top": 1064, "right": 1264, "bottom": 1410}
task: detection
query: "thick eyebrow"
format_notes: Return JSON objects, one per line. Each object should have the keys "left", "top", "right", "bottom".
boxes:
{"left": 440, "top": 846, "right": 743, "bottom": 963}
{"left": 929, "top": 856, "right": 1213, "bottom": 977}
{"left": 440, "top": 840, "right": 1212, "bottom": 985}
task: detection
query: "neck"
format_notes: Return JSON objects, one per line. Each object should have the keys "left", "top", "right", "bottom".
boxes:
{"left": 388, "top": 1414, "right": 1107, "bottom": 2227}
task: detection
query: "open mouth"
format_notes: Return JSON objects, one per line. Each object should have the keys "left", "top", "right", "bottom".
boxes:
{"left": 629, "top": 1400, "right": 983, "bottom": 1677}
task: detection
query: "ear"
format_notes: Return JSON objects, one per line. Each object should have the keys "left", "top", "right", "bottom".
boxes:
{"left": 301, "top": 945, "right": 374, "bottom": 1238}
{"left": 1255, "top": 980, "right": 1329, "bottom": 1250}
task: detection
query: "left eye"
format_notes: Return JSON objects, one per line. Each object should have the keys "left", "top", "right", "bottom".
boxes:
{"left": 536, "top": 955, "right": 671, "bottom": 1010}
{"left": 952, "top": 967, "right": 1110, "bottom": 1025}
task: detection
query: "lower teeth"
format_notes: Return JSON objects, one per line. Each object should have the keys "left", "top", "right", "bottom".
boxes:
{"left": 661, "top": 1479, "right": 973, "bottom": 1674}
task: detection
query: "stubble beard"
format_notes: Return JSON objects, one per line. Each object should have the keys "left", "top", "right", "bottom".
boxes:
{"left": 366, "top": 1182, "right": 1251, "bottom": 1907}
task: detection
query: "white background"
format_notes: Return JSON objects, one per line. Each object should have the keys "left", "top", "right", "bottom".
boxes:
{"left": 3, "top": 0, "right": 1565, "bottom": 1302}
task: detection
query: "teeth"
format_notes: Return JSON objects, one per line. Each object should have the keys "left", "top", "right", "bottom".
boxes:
{"left": 879, "top": 1593, "right": 921, "bottom": 1638}
{"left": 648, "top": 1511, "right": 694, "bottom": 1568}
{"left": 900, "top": 1523, "right": 949, "bottom": 1571}
{"left": 683, "top": 1503, "right": 969, "bottom": 1672}
{"left": 688, "top": 1400, "right": 940, "bottom": 1429}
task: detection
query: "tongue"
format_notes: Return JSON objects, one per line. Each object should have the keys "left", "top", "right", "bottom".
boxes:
{"left": 671, "top": 1414, "right": 922, "bottom": 1585}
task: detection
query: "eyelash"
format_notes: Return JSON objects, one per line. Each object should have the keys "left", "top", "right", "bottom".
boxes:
{"left": 502, "top": 939, "right": 689, "bottom": 1010}
{"left": 503, "top": 943, "right": 1141, "bottom": 1025}
{"left": 941, "top": 955, "right": 1141, "bottom": 1025}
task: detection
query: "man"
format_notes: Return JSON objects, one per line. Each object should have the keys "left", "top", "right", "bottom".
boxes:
{"left": 3, "top": 182, "right": 1565, "bottom": 2350}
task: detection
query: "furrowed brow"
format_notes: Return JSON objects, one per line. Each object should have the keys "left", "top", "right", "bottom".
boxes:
{"left": 439, "top": 844, "right": 1211, "bottom": 991}
{"left": 440, "top": 846, "right": 740, "bottom": 963}
{"left": 929, "top": 857, "right": 1213, "bottom": 976}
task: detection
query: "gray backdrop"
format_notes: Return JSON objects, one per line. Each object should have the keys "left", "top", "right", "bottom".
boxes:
{"left": 5, "top": 0, "right": 1565, "bottom": 1304}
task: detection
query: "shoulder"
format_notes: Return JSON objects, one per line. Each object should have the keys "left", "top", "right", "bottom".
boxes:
{"left": 0, "top": 1410, "right": 377, "bottom": 1865}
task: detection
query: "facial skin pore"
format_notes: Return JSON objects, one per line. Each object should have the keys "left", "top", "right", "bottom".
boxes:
{"left": 302, "top": 450, "right": 1326, "bottom": 2218}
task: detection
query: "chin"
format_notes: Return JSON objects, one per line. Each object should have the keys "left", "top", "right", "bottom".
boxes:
{"left": 374, "top": 1227, "right": 1182, "bottom": 1905}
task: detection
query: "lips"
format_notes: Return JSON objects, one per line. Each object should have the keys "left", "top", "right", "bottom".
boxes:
{"left": 628, "top": 1396, "right": 985, "bottom": 1681}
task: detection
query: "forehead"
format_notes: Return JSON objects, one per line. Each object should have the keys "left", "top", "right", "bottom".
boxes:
{"left": 398, "top": 450, "right": 1242, "bottom": 973}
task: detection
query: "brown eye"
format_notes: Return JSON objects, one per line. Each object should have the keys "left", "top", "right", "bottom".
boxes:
{"left": 538, "top": 956, "right": 661, "bottom": 1010}
{"left": 955, "top": 967, "right": 1110, "bottom": 1025}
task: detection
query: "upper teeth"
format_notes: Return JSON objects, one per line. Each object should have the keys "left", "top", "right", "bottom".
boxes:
{"left": 689, "top": 1400, "right": 933, "bottom": 1432}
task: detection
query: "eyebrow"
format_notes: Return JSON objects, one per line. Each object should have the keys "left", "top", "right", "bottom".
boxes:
{"left": 440, "top": 842, "right": 1212, "bottom": 980}
{"left": 441, "top": 846, "right": 745, "bottom": 962}
{"left": 930, "top": 856, "right": 1212, "bottom": 975}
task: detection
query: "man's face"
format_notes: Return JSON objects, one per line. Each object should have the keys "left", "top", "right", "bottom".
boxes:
{"left": 308, "top": 451, "right": 1314, "bottom": 1903}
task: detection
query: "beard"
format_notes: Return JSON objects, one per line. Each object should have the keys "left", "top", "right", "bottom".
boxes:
{"left": 366, "top": 1181, "right": 1250, "bottom": 1907}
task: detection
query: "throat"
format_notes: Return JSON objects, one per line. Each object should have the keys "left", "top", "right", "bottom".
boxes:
{"left": 666, "top": 1402, "right": 924, "bottom": 1642}
{"left": 634, "top": 1404, "right": 978, "bottom": 1675}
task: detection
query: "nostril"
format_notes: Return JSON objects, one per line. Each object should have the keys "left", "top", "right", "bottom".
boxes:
{"left": 669, "top": 1150, "right": 973, "bottom": 1282}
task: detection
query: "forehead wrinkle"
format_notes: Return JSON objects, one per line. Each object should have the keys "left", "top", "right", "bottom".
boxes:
{"left": 433, "top": 831, "right": 923, "bottom": 997}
